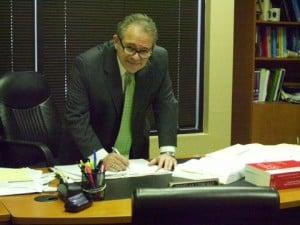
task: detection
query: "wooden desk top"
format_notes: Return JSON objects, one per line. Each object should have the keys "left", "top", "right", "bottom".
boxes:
{"left": 1, "top": 187, "right": 300, "bottom": 225}
{"left": 0, "top": 201, "right": 10, "bottom": 224}
{"left": 1, "top": 175, "right": 300, "bottom": 225}
{"left": 0, "top": 193, "right": 131, "bottom": 225}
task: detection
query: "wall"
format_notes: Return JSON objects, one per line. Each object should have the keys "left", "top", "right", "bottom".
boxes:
{"left": 149, "top": 0, "right": 234, "bottom": 158}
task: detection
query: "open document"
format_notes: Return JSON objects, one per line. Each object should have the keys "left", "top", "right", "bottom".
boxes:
{"left": 53, "top": 159, "right": 171, "bottom": 183}
{"left": 0, "top": 168, "right": 56, "bottom": 196}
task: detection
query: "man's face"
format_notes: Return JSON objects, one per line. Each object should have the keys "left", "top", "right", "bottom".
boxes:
{"left": 113, "top": 25, "right": 154, "bottom": 74}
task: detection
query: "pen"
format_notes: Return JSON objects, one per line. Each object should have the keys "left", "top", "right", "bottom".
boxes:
{"left": 80, "top": 160, "right": 85, "bottom": 167}
{"left": 93, "top": 149, "right": 97, "bottom": 170}
{"left": 85, "top": 165, "right": 96, "bottom": 188}
{"left": 98, "top": 164, "right": 106, "bottom": 187}
{"left": 97, "top": 160, "right": 103, "bottom": 170}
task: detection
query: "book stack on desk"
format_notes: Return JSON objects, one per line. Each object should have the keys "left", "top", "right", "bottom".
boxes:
{"left": 244, "top": 160, "right": 300, "bottom": 190}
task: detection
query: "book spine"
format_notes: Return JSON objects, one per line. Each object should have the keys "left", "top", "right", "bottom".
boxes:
{"left": 270, "top": 172, "right": 300, "bottom": 189}
{"left": 282, "top": 0, "right": 291, "bottom": 21}
{"left": 291, "top": 0, "right": 300, "bottom": 21}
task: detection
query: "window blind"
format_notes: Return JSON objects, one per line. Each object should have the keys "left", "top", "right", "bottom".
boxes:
{"left": 0, "top": 0, "right": 34, "bottom": 73}
{"left": 0, "top": 0, "right": 204, "bottom": 133}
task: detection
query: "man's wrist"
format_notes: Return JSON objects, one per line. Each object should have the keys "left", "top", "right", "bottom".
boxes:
{"left": 161, "top": 151, "right": 175, "bottom": 157}
{"left": 160, "top": 146, "right": 176, "bottom": 157}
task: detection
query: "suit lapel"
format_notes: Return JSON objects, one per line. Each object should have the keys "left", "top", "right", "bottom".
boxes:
{"left": 133, "top": 61, "right": 152, "bottom": 115}
{"left": 103, "top": 44, "right": 123, "bottom": 115}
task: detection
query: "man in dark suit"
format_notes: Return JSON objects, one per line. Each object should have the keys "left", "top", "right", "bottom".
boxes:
{"left": 65, "top": 13, "right": 178, "bottom": 171}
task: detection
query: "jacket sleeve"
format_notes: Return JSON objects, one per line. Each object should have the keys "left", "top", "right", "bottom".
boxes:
{"left": 65, "top": 56, "right": 103, "bottom": 158}
{"left": 152, "top": 48, "right": 178, "bottom": 147}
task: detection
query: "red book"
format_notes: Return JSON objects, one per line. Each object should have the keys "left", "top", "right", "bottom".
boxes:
{"left": 244, "top": 160, "right": 300, "bottom": 190}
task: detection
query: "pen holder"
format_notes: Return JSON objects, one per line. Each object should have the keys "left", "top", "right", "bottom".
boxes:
{"left": 81, "top": 171, "right": 106, "bottom": 201}
{"left": 82, "top": 184, "right": 106, "bottom": 201}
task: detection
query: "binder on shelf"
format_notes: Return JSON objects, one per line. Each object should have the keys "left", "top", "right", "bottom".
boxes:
{"left": 266, "top": 68, "right": 285, "bottom": 102}
{"left": 256, "top": 68, "right": 270, "bottom": 102}
{"left": 291, "top": 0, "right": 300, "bottom": 21}
{"left": 275, "top": 69, "right": 286, "bottom": 101}
{"left": 281, "top": 0, "right": 291, "bottom": 21}
{"left": 272, "top": 0, "right": 297, "bottom": 21}
{"left": 253, "top": 70, "right": 260, "bottom": 100}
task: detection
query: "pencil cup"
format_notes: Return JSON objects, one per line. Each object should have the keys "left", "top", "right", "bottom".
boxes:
{"left": 82, "top": 185, "right": 106, "bottom": 201}
{"left": 81, "top": 171, "right": 106, "bottom": 201}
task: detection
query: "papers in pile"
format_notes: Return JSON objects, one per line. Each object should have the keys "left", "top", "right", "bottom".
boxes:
{"left": 53, "top": 159, "right": 171, "bottom": 183}
{"left": 173, "top": 143, "right": 300, "bottom": 184}
{"left": 0, "top": 168, "right": 56, "bottom": 196}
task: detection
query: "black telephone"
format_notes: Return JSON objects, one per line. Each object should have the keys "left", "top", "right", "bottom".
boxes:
{"left": 64, "top": 192, "right": 92, "bottom": 213}
{"left": 57, "top": 182, "right": 92, "bottom": 212}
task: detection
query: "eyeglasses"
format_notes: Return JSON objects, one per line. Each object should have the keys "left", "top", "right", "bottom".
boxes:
{"left": 118, "top": 36, "right": 152, "bottom": 59}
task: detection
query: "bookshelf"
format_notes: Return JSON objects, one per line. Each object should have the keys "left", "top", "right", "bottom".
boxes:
{"left": 232, "top": 0, "right": 300, "bottom": 145}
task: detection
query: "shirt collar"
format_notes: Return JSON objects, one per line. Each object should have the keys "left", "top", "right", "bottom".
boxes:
{"left": 116, "top": 56, "right": 127, "bottom": 77}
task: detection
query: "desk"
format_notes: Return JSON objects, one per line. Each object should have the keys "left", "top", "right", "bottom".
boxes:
{"left": 0, "top": 202, "right": 10, "bottom": 225}
{"left": 230, "top": 179, "right": 300, "bottom": 209}
{"left": 0, "top": 174, "right": 172, "bottom": 225}
{"left": 1, "top": 175, "right": 300, "bottom": 225}
{"left": 1, "top": 193, "right": 131, "bottom": 225}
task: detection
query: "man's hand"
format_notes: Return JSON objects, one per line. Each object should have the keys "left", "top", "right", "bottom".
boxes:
{"left": 149, "top": 153, "right": 177, "bottom": 171}
{"left": 103, "top": 153, "right": 129, "bottom": 172}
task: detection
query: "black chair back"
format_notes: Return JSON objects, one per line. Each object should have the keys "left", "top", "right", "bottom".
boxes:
{"left": 132, "top": 186, "right": 280, "bottom": 225}
{"left": 0, "top": 71, "right": 61, "bottom": 167}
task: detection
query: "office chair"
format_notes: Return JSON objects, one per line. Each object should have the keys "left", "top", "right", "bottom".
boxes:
{"left": 132, "top": 186, "right": 280, "bottom": 225}
{"left": 0, "top": 71, "right": 61, "bottom": 167}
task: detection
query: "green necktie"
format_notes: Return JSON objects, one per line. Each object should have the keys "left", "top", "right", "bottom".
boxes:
{"left": 114, "top": 73, "right": 135, "bottom": 157}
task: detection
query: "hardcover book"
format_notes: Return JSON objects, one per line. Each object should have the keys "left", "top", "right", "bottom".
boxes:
{"left": 245, "top": 160, "right": 300, "bottom": 190}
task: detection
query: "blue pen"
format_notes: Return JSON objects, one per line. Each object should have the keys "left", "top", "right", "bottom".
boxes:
{"left": 93, "top": 149, "right": 97, "bottom": 170}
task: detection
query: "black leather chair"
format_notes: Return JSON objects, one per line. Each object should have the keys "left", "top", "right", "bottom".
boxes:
{"left": 132, "top": 186, "right": 280, "bottom": 225}
{"left": 0, "top": 71, "right": 61, "bottom": 167}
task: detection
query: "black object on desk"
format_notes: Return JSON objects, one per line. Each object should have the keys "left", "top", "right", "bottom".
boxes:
{"left": 57, "top": 182, "right": 82, "bottom": 202}
{"left": 104, "top": 174, "right": 219, "bottom": 200}
{"left": 132, "top": 186, "right": 280, "bottom": 225}
{"left": 64, "top": 192, "right": 92, "bottom": 213}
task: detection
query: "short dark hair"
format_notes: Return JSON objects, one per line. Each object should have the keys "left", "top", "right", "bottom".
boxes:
{"left": 117, "top": 13, "right": 158, "bottom": 44}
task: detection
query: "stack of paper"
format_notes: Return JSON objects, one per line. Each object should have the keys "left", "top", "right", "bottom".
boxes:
{"left": 0, "top": 168, "right": 56, "bottom": 196}
{"left": 53, "top": 159, "right": 171, "bottom": 183}
{"left": 173, "top": 143, "right": 300, "bottom": 184}
{"left": 52, "top": 164, "right": 82, "bottom": 183}
{"left": 172, "top": 157, "right": 243, "bottom": 184}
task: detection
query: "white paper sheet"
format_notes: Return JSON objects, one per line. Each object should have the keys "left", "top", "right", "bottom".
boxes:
{"left": 0, "top": 168, "right": 56, "bottom": 196}
{"left": 53, "top": 159, "right": 172, "bottom": 183}
{"left": 173, "top": 143, "right": 300, "bottom": 184}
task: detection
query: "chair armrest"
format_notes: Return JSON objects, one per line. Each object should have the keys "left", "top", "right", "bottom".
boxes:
{"left": 2, "top": 139, "right": 55, "bottom": 166}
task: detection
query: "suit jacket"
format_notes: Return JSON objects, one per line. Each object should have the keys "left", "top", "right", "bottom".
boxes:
{"left": 65, "top": 41, "right": 177, "bottom": 160}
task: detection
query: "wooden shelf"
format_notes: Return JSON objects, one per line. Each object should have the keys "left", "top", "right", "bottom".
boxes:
{"left": 251, "top": 102, "right": 300, "bottom": 144}
{"left": 256, "top": 20, "right": 300, "bottom": 26}
{"left": 232, "top": 0, "right": 300, "bottom": 145}
{"left": 255, "top": 57, "right": 300, "bottom": 61}
{"left": 283, "top": 82, "right": 300, "bottom": 89}
{"left": 252, "top": 101, "right": 300, "bottom": 106}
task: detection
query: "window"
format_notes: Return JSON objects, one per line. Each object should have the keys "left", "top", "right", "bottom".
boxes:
{"left": 0, "top": 0, "right": 204, "bottom": 133}
{"left": 0, "top": 0, "right": 34, "bottom": 73}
